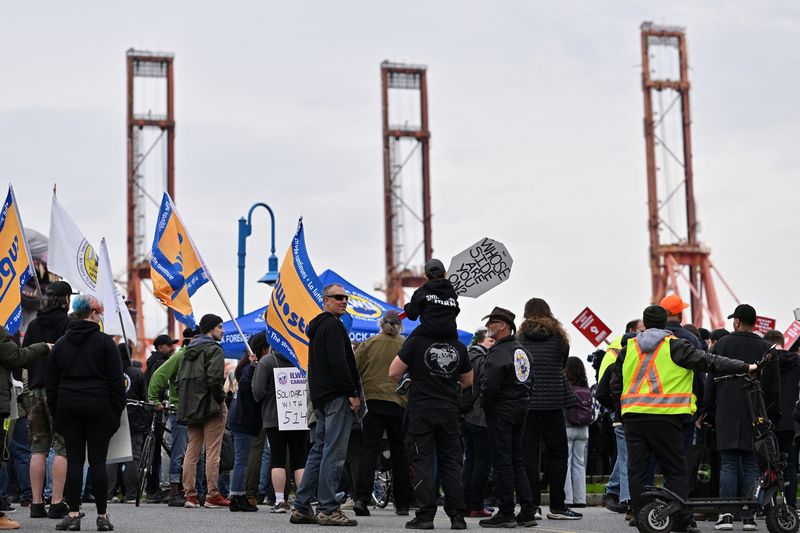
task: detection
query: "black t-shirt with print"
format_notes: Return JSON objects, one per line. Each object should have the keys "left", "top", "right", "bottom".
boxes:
{"left": 398, "top": 335, "right": 470, "bottom": 411}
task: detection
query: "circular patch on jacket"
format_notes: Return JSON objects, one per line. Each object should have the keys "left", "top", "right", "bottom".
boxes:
{"left": 424, "top": 342, "right": 461, "bottom": 377}
{"left": 514, "top": 349, "right": 530, "bottom": 382}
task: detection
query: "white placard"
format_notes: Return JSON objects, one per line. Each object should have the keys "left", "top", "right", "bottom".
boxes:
{"left": 273, "top": 367, "right": 308, "bottom": 431}
{"left": 106, "top": 409, "right": 133, "bottom": 464}
{"left": 447, "top": 237, "right": 513, "bottom": 298}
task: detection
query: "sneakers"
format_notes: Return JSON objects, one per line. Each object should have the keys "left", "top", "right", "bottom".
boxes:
{"left": 469, "top": 509, "right": 493, "bottom": 518}
{"left": 96, "top": 514, "right": 114, "bottom": 532}
{"left": 229, "top": 495, "right": 258, "bottom": 512}
{"left": 48, "top": 502, "right": 69, "bottom": 519}
{"left": 340, "top": 498, "right": 356, "bottom": 510}
{"left": 146, "top": 489, "right": 170, "bottom": 504}
{"left": 167, "top": 493, "right": 185, "bottom": 507}
{"left": 0, "top": 499, "right": 14, "bottom": 513}
{"left": 204, "top": 494, "right": 231, "bottom": 508}
{"left": 515, "top": 511, "right": 538, "bottom": 527}
{"left": 184, "top": 496, "right": 200, "bottom": 509}
{"left": 55, "top": 515, "right": 81, "bottom": 531}
{"left": 606, "top": 501, "right": 628, "bottom": 513}
{"left": 353, "top": 501, "right": 370, "bottom": 517}
{"left": 601, "top": 492, "right": 619, "bottom": 508}
{"left": 743, "top": 518, "right": 758, "bottom": 531}
{"left": 546, "top": 508, "right": 582, "bottom": 520}
{"left": 396, "top": 373, "right": 412, "bottom": 395}
{"left": 715, "top": 514, "right": 734, "bottom": 530}
{"left": 406, "top": 517, "right": 435, "bottom": 530}
{"left": 0, "top": 516, "right": 20, "bottom": 530}
{"left": 318, "top": 509, "right": 358, "bottom": 526}
{"left": 533, "top": 508, "right": 542, "bottom": 521}
{"left": 479, "top": 513, "right": 517, "bottom": 528}
{"left": 290, "top": 508, "right": 319, "bottom": 524}
{"left": 396, "top": 507, "right": 410, "bottom": 516}
{"left": 29, "top": 503, "right": 47, "bottom": 519}
{"left": 271, "top": 501, "right": 291, "bottom": 514}
{"left": 451, "top": 515, "right": 467, "bottom": 530}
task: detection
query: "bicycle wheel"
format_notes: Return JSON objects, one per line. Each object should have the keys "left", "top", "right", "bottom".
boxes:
{"left": 136, "top": 433, "right": 155, "bottom": 507}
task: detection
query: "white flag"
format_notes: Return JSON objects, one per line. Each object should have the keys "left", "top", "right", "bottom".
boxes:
{"left": 48, "top": 193, "right": 98, "bottom": 295}
{"left": 97, "top": 238, "right": 138, "bottom": 344}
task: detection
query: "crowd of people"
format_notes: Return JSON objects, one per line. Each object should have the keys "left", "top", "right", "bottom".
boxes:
{"left": 1, "top": 264, "right": 797, "bottom": 533}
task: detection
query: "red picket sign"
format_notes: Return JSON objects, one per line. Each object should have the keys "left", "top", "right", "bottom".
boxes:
{"left": 571, "top": 307, "right": 612, "bottom": 347}
{"left": 754, "top": 316, "right": 777, "bottom": 336}
{"left": 783, "top": 321, "right": 800, "bottom": 350}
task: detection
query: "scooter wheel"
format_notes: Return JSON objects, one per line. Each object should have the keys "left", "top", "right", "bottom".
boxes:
{"left": 637, "top": 501, "right": 673, "bottom": 533}
{"left": 766, "top": 504, "right": 799, "bottom": 533}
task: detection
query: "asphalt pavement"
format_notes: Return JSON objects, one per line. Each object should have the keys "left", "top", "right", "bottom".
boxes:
{"left": 7, "top": 501, "right": 749, "bottom": 533}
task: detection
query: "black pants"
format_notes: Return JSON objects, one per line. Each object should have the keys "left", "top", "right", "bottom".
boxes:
{"left": 523, "top": 409, "right": 568, "bottom": 510}
{"left": 626, "top": 419, "right": 691, "bottom": 528}
{"left": 487, "top": 404, "right": 534, "bottom": 517}
{"left": 56, "top": 401, "right": 118, "bottom": 515}
{"left": 405, "top": 409, "right": 465, "bottom": 521}
{"left": 356, "top": 410, "right": 412, "bottom": 507}
{"left": 776, "top": 430, "right": 797, "bottom": 508}
{"left": 461, "top": 421, "right": 491, "bottom": 512}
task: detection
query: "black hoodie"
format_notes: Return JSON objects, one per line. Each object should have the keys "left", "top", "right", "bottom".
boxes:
{"left": 404, "top": 278, "right": 460, "bottom": 340}
{"left": 22, "top": 308, "right": 71, "bottom": 389}
{"left": 777, "top": 349, "right": 800, "bottom": 433}
{"left": 306, "top": 311, "right": 360, "bottom": 409}
{"left": 46, "top": 320, "right": 126, "bottom": 418}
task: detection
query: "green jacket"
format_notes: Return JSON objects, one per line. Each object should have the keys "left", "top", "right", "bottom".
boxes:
{"left": 354, "top": 332, "right": 406, "bottom": 408}
{"left": 176, "top": 336, "right": 225, "bottom": 425}
{"left": 0, "top": 327, "right": 49, "bottom": 419}
{"left": 148, "top": 347, "right": 184, "bottom": 408}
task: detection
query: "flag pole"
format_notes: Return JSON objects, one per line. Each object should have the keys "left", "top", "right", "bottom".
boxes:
{"left": 9, "top": 185, "right": 44, "bottom": 305}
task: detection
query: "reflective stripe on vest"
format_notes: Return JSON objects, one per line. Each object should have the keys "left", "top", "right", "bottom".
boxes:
{"left": 620, "top": 336, "right": 695, "bottom": 416}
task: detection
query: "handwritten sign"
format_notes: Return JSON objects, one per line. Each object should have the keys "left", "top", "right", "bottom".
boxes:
{"left": 572, "top": 307, "right": 612, "bottom": 347}
{"left": 273, "top": 367, "right": 308, "bottom": 431}
{"left": 446, "top": 238, "right": 513, "bottom": 298}
{"left": 784, "top": 321, "right": 800, "bottom": 350}
{"left": 754, "top": 316, "right": 777, "bottom": 336}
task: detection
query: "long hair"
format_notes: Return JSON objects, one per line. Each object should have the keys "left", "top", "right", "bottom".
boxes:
{"left": 379, "top": 315, "right": 403, "bottom": 337}
{"left": 521, "top": 297, "right": 569, "bottom": 347}
{"left": 565, "top": 356, "right": 588, "bottom": 387}
{"left": 39, "top": 294, "right": 69, "bottom": 314}
{"left": 235, "top": 331, "right": 268, "bottom": 380}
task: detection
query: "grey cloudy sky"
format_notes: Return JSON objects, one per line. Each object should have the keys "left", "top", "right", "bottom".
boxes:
{"left": 2, "top": 1, "right": 799, "bottom": 359}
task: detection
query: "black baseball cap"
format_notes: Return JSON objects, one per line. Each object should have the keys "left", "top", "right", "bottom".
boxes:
{"left": 424, "top": 259, "right": 446, "bottom": 279}
{"left": 153, "top": 334, "right": 179, "bottom": 348}
{"left": 45, "top": 281, "right": 73, "bottom": 297}
{"left": 727, "top": 304, "right": 756, "bottom": 325}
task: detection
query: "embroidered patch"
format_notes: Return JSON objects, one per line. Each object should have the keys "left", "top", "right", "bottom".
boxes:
{"left": 514, "top": 349, "right": 530, "bottom": 382}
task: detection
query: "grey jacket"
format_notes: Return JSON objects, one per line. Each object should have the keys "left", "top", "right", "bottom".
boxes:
{"left": 251, "top": 351, "right": 296, "bottom": 429}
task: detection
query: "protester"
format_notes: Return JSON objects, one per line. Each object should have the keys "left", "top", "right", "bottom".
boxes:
{"left": 704, "top": 304, "right": 779, "bottom": 531}
{"left": 46, "top": 294, "right": 125, "bottom": 532}
{"left": 764, "top": 330, "right": 798, "bottom": 510}
{"left": 611, "top": 304, "right": 757, "bottom": 532}
{"left": 146, "top": 334, "right": 179, "bottom": 383}
{"left": 478, "top": 307, "right": 536, "bottom": 528}
{"left": 0, "top": 326, "right": 50, "bottom": 530}
{"left": 22, "top": 281, "right": 71, "bottom": 520}
{"left": 176, "top": 314, "right": 229, "bottom": 509}
{"left": 107, "top": 346, "right": 146, "bottom": 503}
{"left": 226, "top": 333, "right": 266, "bottom": 512}
{"left": 708, "top": 329, "right": 729, "bottom": 351}
{"left": 462, "top": 328, "right": 494, "bottom": 518}
{"left": 352, "top": 310, "right": 412, "bottom": 517}
{"left": 564, "top": 356, "right": 591, "bottom": 508}
{"left": 290, "top": 284, "right": 362, "bottom": 527}
{"left": 389, "top": 306, "right": 472, "bottom": 530}
{"left": 403, "top": 259, "right": 460, "bottom": 341}
{"left": 517, "top": 298, "right": 580, "bottom": 520}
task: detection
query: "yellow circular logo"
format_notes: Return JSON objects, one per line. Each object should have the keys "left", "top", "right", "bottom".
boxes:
{"left": 345, "top": 294, "right": 383, "bottom": 319}
{"left": 77, "top": 239, "right": 98, "bottom": 289}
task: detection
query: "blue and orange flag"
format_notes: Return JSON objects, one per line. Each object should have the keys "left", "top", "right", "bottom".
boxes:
{"left": 0, "top": 185, "right": 35, "bottom": 335}
{"left": 150, "top": 193, "right": 209, "bottom": 328}
{"left": 266, "top": 219, "right": 324, "bottom": 371}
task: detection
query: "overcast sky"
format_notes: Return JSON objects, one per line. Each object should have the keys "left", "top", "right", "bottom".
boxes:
{"left": 2, "top": 1, "right": 799, "bottom": 360}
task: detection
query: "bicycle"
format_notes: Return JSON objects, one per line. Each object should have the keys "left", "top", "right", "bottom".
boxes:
{"left": 126, "top": 400, "right": 175, "bottom": 507}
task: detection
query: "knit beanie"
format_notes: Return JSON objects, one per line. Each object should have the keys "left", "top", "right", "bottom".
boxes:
{"left": 642, "top": 305, "right": 668, "bottom": 330}
{"left": 199, "top": 314, "right": 223, "bottom": 334}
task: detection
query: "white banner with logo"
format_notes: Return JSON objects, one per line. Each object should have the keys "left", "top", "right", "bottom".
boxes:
{"left": 273, "top": 367, "right": 308, "bottom": 431}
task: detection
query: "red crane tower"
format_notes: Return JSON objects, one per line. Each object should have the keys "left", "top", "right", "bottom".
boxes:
{"left": 640, "top": 22, "right": 737, "bottom": 329}
{"left": 126, "top": 49, "right": 176, "bottom": 359}
{"left": 381, "top": 61, "right": 433, "bottom": 307}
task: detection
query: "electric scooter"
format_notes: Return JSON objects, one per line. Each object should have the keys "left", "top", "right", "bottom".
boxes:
{"left": 637, "top": 345, "right": 799, "bottom": 533}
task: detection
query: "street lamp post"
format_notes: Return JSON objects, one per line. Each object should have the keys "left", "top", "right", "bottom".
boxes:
{"left": 237, "top": 202, "right": 279, "bottom": 317}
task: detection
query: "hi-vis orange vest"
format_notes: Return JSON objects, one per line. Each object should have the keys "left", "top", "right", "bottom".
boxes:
{"left": 620, "top": 336, "right": 695, "bottom": 416}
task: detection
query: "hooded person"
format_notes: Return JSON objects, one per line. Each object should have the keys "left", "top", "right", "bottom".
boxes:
{"left": 403, "top": 259, "right": 460, "bottom": 340}
{"left": 610, "top": 305, "right": 757, "bottom": 532}
{"left": 176, "top": 313, "right": 230, "bottom": 509}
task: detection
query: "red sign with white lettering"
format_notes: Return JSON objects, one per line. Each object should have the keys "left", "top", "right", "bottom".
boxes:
{"left": 754, "top": 316, "right": 777, "bottom": 336}
{"left": 783, "top": 321, "right": 800, "bottom": 350}
{"left": 571, "top": 307, "right": 612, "bottom": 347}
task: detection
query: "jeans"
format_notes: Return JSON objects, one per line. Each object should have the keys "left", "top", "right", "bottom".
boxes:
{"left": 230, "top": 432, "right": 254, "bottom": 495}
{"left": 605, "top": 424, "right": 630, "bottom": 502}
{"left": 523, "top": 409, "right": 569, "bottom": 510}
{"left": 461, "top": 422, "right": 491, "bottom": 513}
{"left": 486, "top": 404, "right": 533, "bottom": 517}
{"left": 565, "top": 426, "right": 589, "bottom": 505}
{"left": 719, "top": 449, "right": 759, "bottom": 518}
{"left": 295, "top": 396, "right": 354, "bottom": 514}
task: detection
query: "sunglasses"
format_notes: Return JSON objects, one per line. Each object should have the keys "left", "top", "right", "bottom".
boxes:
{"left": 325, "top": 294, "right": 349, "bottom": 302}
